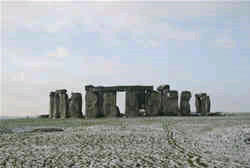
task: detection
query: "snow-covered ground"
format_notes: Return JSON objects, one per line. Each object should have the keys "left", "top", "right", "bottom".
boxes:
{"left": 0, "top": 115, "right": 249, "bottom": 168}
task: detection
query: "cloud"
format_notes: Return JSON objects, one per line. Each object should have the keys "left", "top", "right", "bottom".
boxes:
{"left": 48, "top": 47, "right": 69, "bottom": 58}
{"left": 3, "top": 2, "right": 214, "bottom": 47}
{"left": 4, "top": 2, "right": 246, "bottom": 49}
{"left": 215, "top": 37, "right": 235, "bottom": 49}
{"left": 7, "top": 47, "right": 69, "bottom": 71}
{"left": 10, "top": 72, "right": 25, "bottom": 82}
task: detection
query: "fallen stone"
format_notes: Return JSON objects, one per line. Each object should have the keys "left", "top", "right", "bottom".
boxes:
{"left": 31, "top": 127, "right": 64, "bottom": 133}
{"left": 0, "top": 127, "right": 13, "bottom": 134}
{"left": 244, "top": 138, "right": 250, "bottom": 144}
{"left": 38, "top": 114, "right": 49, "bottom": 118}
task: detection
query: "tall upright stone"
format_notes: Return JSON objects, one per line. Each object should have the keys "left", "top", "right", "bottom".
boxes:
{"left": 180, "top": 91, "right": 192, "bottom": 116}
{"left": 49, "top": 92, "right": 55, "bottom": 118}
{"left": 157, "top": 84, "right": 170, "bottom": 115}
{"left": 200, "top": 93, "right": 208, "bottom": 115}
{"left": 103, "top": 92, "right": 120, "bottom": 117}
{"left": 85, "top": 89, "right": 99, "bottom": 118}
{"left": 125, "top": 90, "right": 139, "bottom": 117}
{"left": 136, "top": 91, "right": 146, "bottom": 109}
{"left": 157, "top": 84, "right": 170, "bottom": 95}
{"left": 195, "top": 93, "right": 211, "bottom": 116}
{"left": 69, "top": 92, "right": 83, "bottom": 118}
{"left": 53, "top": 93, "right": 60, "bottom": 118}
{"left": 96, "top": 92, "right": 104, "bottom": 117}
{"left": 206, "top": 96, "right": 211, "bottom": 113}
{"left": 56, "top": 89, "right": 69, "bottom": 119}
{"left": 195, "top": 94, "right": 202, "bottom": 114}
{"left": 146, "top": 91, "right": 161, "bottom": 116}
{"left": 163, "top": 90, "right": 179, "bottom": 116}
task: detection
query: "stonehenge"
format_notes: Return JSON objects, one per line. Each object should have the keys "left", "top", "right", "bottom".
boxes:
{"left": 69, "top": 93, "right": 83, "bottom": 118}
{"left": 157, "top": 84, "right": 170, "bottom": 115}
{"left": 85, "top": 87, "right": 99, "bottom": 118}
{"left": 163, "top": 90, "right": 179, "bottom": 116}
{"left": 103, "top": 92, "right": 120, "bottom": 117}
{"left": 180, "top": 91, "right": 192, "bottom": 116}
{"left": 49, "top": 84, "right": 211, "bottom": 119}
{"left": 53, "top": 93, "right": 60, "bottom": 118}
{"left": 49, "top": 89, "right": 83, "bottom": 119}
{"left": 49, "top": 92, "right": 55, "bottom": 118}
{"left": 146, "top": 90, "right": 161, "bottom": 116}
{"left": 85, "top": 85, "right": 153, "bottom": 118}
{"left": 125, "top": 91, "right": 140, "bottom": 117}
{"left": 157, "top": 84, "right": 170, "bottom": 95}
{"left": 57, "top": 89, "right": 69, "bottom": 119}
{"left": 195, "top": 93, "right": 211, "bottom": 116}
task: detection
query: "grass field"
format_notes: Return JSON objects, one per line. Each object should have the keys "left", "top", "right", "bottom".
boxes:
{"left": 0, "top": 114, "right": 250, "bottom": 168}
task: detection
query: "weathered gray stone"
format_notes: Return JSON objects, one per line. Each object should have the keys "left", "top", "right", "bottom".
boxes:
{"left": 86, "top": 85, "right": 153, "bottom": 92}
{"left": 31, "top": 128, "right": 64, "bottom": 133}
{"left": 49, "top": 92, "right": 55, "bottom": 118}
{"left": 206, "top": 96, "right": 211, "bottom": 114}
{"left": 56, "top": 90, "right": 69, "bottom": 119}
{"left": 195, "top": 94, "right": 202, "bottom": 114}
{"left": 244, "top": 137, "right": 250, "bottom": 144}
{"left": 162, "top": 93, "right": 168, "bottom": 115}
{"left": 85, "top": 85, "right": 153, "bottom": 118}
{"left": 97, "top": 92, "right": 104, "bottom": 117}
{"left": 146, "top": 91, "right": 161, "bottom": 116}
{"left": 137, "top": 91, "right": 146, "bottom": 109}
{"left": 163, "top": 90, "right": 179, "bottom": 116}
{"left": 38, "top": 114, "right": 49, "bottom": 118}
{"left": 125, "top": 91, "right": 139, "bottom": 117}
{"left": 116, "top": 105, "right": 121, "bottom": 117}
{"left": 85, "top": 90, "right": 99, "bottom": 118}
{"left": 157, "top": 84, "right": 170, "bottom": 115}
{"left": 103, "top": 92, "right": 120, "bottom": 117}
{"left": 180, "top": 91, "right": 192, "bottom": 116}
{"left": 53, "top": 93, "right": 60, "bottom": 118}
{"left": 195, "top": 93, "right": 211, "bottom": 116}
{"left": 55, "top": 89, "right": 67, "bottom": 94}
{"left": 69, "top": 92, "right": 83, "bottom": 118}
{"left": 200, "top": 93, "right": 208, "bottom": 116}
{"left": 157, "top": 84, "right": 170, "bottom": 94}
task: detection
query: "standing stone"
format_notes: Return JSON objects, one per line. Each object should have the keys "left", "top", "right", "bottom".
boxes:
{"left": 125, "top": 90, "right": 139, "bottom": 117}
{"left": 103, "top": 92, "right": 120, "bottom": 117}
{"left": 49, "top": 92, "right": 55, "bottom": 118}
{"left": 180, "top": 91, "right": 192, "bottom": 116}
{"left": 69, "top": 92, "right": 83, "bottom": 118}
{"left": 163, "top": 90, "right": 179, "bottom": 116}
{"left": 200, "top": 93, "right": 208, "bottom": 116}
{"left": 146, "top": 91, "right": 161, "bottom": 116}
{"left": 195, "top": 94, "right": 202, "bottom": 114}
{"left": 97, "top": 92, "right": 104, "bottom": 117}
{"left": 195, "top": 93, "right": 211, "bottom": 116}
{"left": 204, "top": 95, "right": 211, "bottom": 115}
{"left": 85, "top": 90, "right": 99, "bottom": 118}
{"left": 137, "top": 91, "right": 146, "bottom": 109}
{"left": 158, "top": 85, "right": 170, "bottom": 115}
{"left": 162, "top": 93, "right": 168, "bottom": 115}
{"left": 56, "top": 89, "right": 69, "bottom": 119}
{"left": 206, "top": 96, "right": 211, "bottom": 113}
{"left": 157, "top": 84, "right": 170, "bottom": 94}
{"left": 53, "top": 93, "right": 60, "bottom": 118}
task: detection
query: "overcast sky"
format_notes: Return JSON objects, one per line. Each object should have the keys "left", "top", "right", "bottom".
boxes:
{"left": 1, "top": 1, "right": 250, "bottom": 116}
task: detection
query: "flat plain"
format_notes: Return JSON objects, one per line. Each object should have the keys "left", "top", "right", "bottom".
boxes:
{"left": 0, "top": 114, "right": 250, "bottom": 168}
